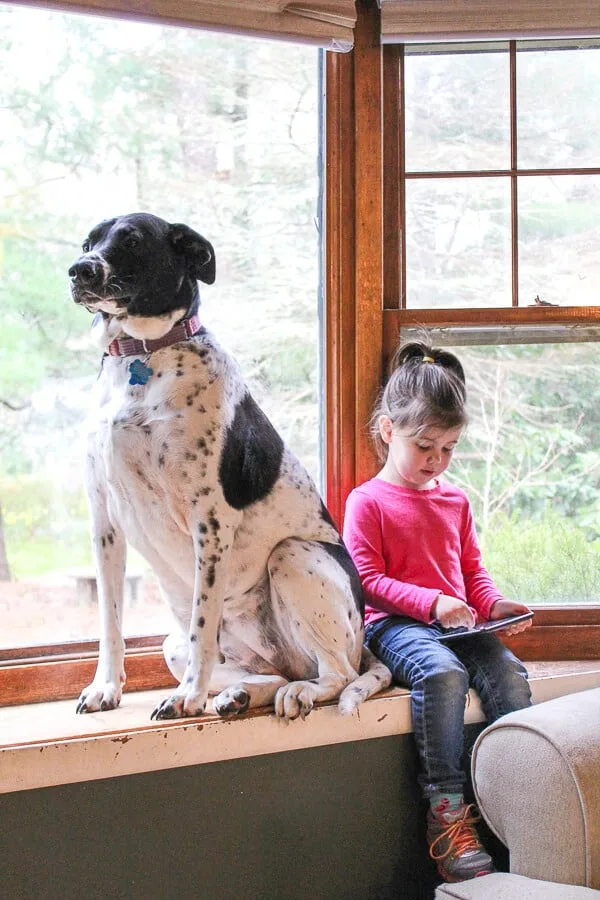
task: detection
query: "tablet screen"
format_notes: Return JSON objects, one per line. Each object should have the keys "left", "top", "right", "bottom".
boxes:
{"left": 437, "top": 611, "right": 534, "bottom": 643}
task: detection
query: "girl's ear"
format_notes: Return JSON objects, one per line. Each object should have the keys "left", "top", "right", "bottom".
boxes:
{"left": 378, "top": 415, "right": 393, "bottom": 444}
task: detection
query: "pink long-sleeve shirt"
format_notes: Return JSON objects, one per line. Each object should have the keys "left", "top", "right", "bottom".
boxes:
{"left": 343, "top": 478, "right": 503, "bottom": 627}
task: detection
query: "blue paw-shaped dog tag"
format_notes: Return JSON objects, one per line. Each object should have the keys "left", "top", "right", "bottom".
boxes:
{"left": 128, "top": 359, "right": 154, "bottom": 385}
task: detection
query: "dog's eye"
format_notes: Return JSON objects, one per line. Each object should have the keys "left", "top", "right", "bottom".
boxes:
{"left": 125, "top": 234, "right": 140, "bottom": 249}
{"left": 82, "top": 240, "right": 90, "bottom": 253}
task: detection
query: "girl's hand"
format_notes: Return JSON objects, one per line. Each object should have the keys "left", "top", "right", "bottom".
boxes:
{"left": 432, "top": 594, "right": 476, "bottom": 630}
{"left": 489, "top": 599, "right": 533, "bottom": 636}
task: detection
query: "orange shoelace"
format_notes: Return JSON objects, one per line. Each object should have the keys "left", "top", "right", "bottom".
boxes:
{"left": 429, "top": 804, "right": 483, "bottom": 861}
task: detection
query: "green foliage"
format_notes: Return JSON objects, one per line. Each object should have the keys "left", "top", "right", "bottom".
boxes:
{"left": 2, "top": 475, "right": 88, "bottom": 539}
{"left": 0, "top": 6, "right": 321, "bottom": 581}
{"left": 1, "top": 475, "right": 91, "bottom": 577}
{"left": 482, "top": 511, "right": 600, "bottom": 604}
{"left": 257, "top": 336, "right": 317, "bottom": 390}
{"left": 519, "top": 202, "right": 599, "bottom": 241}
{"left": 451, "top": 343, "right": 600, "bottom": 542}
{"left": 2, "top": 6, "right": 599, "bottom": 605}
{"left": 7, "top": 537, "right": 91, "bottom": 579}
{"left": 0, "top": 223, "right": 93, "bottom": 404}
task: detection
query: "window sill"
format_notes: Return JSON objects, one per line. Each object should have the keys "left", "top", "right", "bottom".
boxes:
{"left": 1, "top": 661, "right": 599, "bottom": 795}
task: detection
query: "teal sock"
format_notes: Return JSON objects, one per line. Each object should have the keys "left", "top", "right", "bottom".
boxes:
{"left": 429, "top": 791, "right": 464, "bottom": 818}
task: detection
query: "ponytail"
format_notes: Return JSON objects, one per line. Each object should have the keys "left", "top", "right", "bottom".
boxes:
{"left": 370, "top": 341, "right": 468, "bottom": 460}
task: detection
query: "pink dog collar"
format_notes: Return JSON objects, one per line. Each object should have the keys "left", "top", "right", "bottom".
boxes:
{"left": 107, "top": 314, "right": 202, "bottom": 357}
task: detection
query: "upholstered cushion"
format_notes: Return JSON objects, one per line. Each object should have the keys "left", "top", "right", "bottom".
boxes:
{"left": 471, "top": 687, "right": 600, "bottom": 889}
{"left": 435, "top": 872, "right": 600, "bottom": 899}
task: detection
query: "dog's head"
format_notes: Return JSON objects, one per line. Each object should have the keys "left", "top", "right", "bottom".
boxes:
{"left": 69, "top": 213, "right": 215, "bottom": 343}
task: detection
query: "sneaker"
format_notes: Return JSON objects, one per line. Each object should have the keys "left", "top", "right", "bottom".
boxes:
{"left": 427, "top": 802, "right": 495, "bottom": 883}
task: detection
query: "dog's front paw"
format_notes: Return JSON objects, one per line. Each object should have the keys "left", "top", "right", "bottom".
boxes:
{"left": 274, "top": 681, "right": 317, "bottom": 721}
{"left": 150, "top": 691, "right": 207, "bottom": 720}
{"left": 213, "top": 687, "right": 250, "bottom": 718}
{"left": 76, "top": 681, "right": 122, "bottom": 714}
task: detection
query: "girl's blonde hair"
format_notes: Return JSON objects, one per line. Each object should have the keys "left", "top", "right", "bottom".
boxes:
{"left": 371, "top": 341, "right": 468, "bottom": 460}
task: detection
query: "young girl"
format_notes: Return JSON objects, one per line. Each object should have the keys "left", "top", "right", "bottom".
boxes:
{"left": 343, "top": 341, "right": 533, "bottom": 884}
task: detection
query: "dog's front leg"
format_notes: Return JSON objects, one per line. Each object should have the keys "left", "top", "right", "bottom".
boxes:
{"left": 77, "top": 494, "right": 127, "bottom": 713}
{"left": 151, "top": 517, "right": 234, "bottom": 720}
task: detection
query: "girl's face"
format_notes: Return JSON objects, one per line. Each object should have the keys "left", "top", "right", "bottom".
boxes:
{"left": 377, "top": 418, "right": 463, "bottom": 490}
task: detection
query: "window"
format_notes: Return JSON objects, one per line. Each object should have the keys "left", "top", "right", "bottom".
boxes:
{"left": 0, "top": 5, "right": 321, "bottom": 655}
{"left": 383, "top": 40, "right": 600, "bottom": 607}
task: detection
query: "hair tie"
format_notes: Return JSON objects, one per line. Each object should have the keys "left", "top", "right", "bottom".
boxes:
{"left": 422, "top": 356, "right": 435, "bottom": 364}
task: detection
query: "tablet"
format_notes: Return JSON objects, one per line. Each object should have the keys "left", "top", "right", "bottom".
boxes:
{"left": 437, "top": 611, "right": 534, "bottom": 643}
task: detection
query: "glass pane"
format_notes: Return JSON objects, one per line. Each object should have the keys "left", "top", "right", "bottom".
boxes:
{"left": 0, "top": 6, "right": 320, "bottom": 647}
{"left": 518, "top": 45, "right": 600, "bottom": 169}
{"left": 404, "top": 49, "right": 510, "bottom": 172}
{"left": 405, "top": 178, "right": 511, "bottom": 308}
{"left": 518, "top": 175, "right": 600, "bottom": 307}
{"left": 447, "top": 342, "right": 600, "bottom": 605}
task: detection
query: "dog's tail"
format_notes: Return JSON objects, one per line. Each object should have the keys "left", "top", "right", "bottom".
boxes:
{"left": 337, "top": 646, "right": 393, "bottom": 715}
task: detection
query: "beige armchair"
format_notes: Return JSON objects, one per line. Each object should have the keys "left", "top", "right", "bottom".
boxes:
{"left": 435, "top": 687, "right": 600, "bottom": 899}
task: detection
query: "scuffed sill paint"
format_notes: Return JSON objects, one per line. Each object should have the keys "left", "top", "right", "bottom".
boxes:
{"left": 1, "top": 665, "right": 600, "bottom": 794}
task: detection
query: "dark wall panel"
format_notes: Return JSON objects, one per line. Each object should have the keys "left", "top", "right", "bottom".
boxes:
{"left": 0, "top": 729, "right": 499, "bottom": 900}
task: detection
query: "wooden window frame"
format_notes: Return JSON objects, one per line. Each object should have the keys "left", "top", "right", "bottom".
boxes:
{"left": 2, "top": 0, "right": 598, "bottom": 708}
{"left": 325, "top": 1, "right": 600, "bottom": 666}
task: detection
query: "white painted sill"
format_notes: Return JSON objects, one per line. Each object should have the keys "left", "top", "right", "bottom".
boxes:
{"left": 1, "top": 662, "right": 600, "bottom": 795}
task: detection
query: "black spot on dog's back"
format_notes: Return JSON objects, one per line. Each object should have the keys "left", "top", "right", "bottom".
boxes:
{"left": 318, "top": 540, "right": 365, "bottom": 618}
{"left": 319, "top": 500, "right": 338, "bottom": 531}
{"left": 218, "top": 393, "right": 283, "bottom": 510}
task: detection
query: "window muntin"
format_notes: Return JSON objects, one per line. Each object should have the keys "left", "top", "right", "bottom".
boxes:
{"left": 0, "top": 5, "right": 321, "bottom": 649}
{"left": 399, "top": 41, "right": 600, "bottom": 310}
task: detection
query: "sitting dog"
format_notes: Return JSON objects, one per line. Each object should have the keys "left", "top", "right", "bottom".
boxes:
{"left": 69, "top": 212, "right": 391, "bottom": 720}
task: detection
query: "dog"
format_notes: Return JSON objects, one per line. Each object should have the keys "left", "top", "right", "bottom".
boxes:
{"left": 68, "top": 212, "right": 391, "bottom": 721}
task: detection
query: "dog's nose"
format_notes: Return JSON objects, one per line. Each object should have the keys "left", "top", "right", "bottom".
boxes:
{"left": 69, "top": 257, "right": 101, "bottom": 285}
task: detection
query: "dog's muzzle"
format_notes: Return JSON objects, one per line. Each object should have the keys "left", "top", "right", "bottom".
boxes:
{"left": 69, "top": 254, "right": 125, "bottom": 307}
{"left": 69, "top": 254, "right": 105, "bottom": 288}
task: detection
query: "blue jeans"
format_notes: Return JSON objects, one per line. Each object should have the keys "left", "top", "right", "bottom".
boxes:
{"left": 365, "top": 616, "right": 532, "bottom": 798}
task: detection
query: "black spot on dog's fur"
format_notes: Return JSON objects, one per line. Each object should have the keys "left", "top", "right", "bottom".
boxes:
{"left": 319, "top": 501, "right": 338, "bottom": 531}
{"left": 318, "top": 540, "right": 365, "bottom": 617}
{"left": 218, "top": 393, "right": 283, "bottom": 510}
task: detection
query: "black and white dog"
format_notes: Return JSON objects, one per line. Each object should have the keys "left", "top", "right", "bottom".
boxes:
{"left": 69, "top": 212, "right": 391, "bottom": 720}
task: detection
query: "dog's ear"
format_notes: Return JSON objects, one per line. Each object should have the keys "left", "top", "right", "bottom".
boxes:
{"left": 169, "top": 224, "right": 216, "bottom": 285}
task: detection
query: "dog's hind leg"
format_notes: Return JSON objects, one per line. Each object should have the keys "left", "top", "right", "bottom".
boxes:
{"left": 164, "top": 631, "right": 289, "bottom": 717}
{"left": 211, "top": 668, "right": 289, "bottom": 717}
{"left": 265, "top": 539, "right": 362, "bottom": 720}
{"left": 273, "top": 653, "right": 357, "bottom": 720}
{"left": 162, "top": 629, "right": 188, "bottom": 681}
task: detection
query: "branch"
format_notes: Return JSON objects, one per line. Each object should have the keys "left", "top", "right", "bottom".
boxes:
{"left": 0, "top": 397, "right": 30, "bottom": 411}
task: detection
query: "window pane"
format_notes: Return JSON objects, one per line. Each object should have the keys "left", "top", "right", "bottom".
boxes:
{"left": 517, "top": 45, "right": 600, "bottom": 169}
{"left": 0, "top": 6, "right": 321, "bottom": 647}
{"left": 448, "top": 342, "right": 600, "bottom": 605}
{"left": 404, "top": 49, "right": 510, "bottom": 172}
{"left": 518, "top": 175, "right": 600, "bottom": 307}
{"left": 405, "top": 178, "right": 511, "bottom": 308}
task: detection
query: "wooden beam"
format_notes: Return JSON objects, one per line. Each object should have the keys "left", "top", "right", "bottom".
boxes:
{"left": 353, "top": 0, "right": 384, "bottom": 487}
{"left": 325, "top": 50, "right": 356, "bottom": 528}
